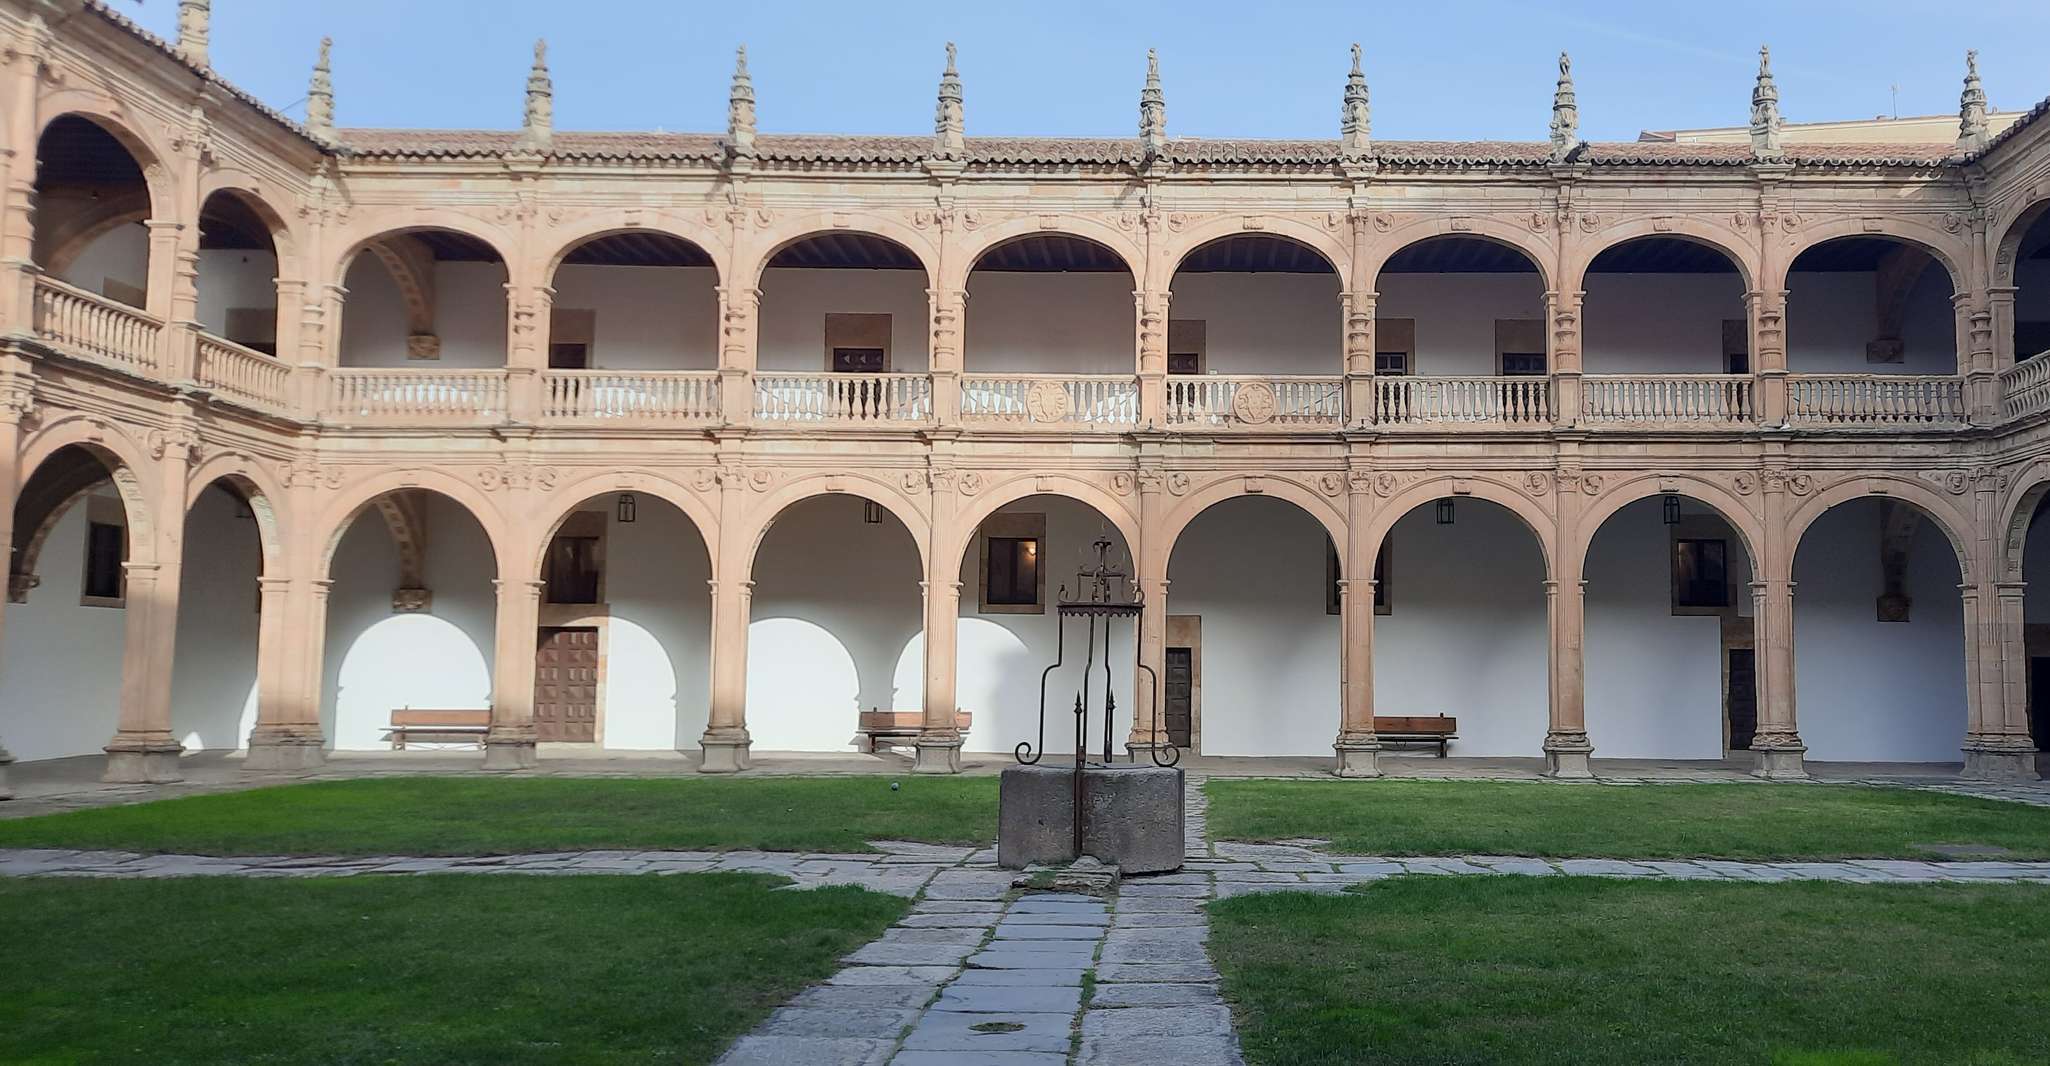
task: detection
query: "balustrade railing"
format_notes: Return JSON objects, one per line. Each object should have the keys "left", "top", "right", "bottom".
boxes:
{"left": 1786, "top": 374, "right": 1965, "bottom": 427}
{"left": 541, "top": 369, "right": 720, "bottom": 423}
{"left": 1372, "top": 375, "right": 1551, "bottom": 427}
{"left": 194, "top": 333, "right": 290, "bottom": 413}
{"left": 2001, "top": 356, "right": 2050, "bottom": 421}
{"left": 960, "top": 374, "right": 1138, "bottom": 427}
{"left": 31, "top": 275, "right": 164, "bottom": 376}
{"left": 1582, "top": 374, "right": 1754, "bottom": 425}
{"left": 754, "top": 372, "right": 930, "bottom": 423}
{"left": 1165, "top": 375, "right": 1345, "bottom": 428}
{"left": 323, "top": 369, "right": 508, "bottom": 423}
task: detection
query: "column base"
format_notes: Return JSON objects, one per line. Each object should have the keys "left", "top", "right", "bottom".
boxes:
{"left": 1333, "top": 735, "right": 1383, "bottom": 779}
{"left": 912, "top": 733, "right": 964, "bottom": 775}
{"left": 698, "top": 729, "right": 752, "bottom": 774}
{"left": 1962, "top": 735, "right": 2042, "bottom": 782}
{"left": 1542, "top": 731, "right": 1594, "bottom": 779}
{"left": 1750, "top": 733, "right": 1808, "bottom": 780}
{"left": 244, "top": 727, "right": 327, "bottom": 772}
{"left": 102, "top": 733, "right": 185, "bottom": 784}
{"left": 481, "top": 727, "right": 539, "bottom": 771}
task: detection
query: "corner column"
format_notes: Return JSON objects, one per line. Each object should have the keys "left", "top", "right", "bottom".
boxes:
{"left": 503, "top": 282, "right": 551, "bottom": 424}
{"left": 1961, "top": 581, "right": 2040, "bottom": 779}
{"left": 1333, "top": 465, "right": 1380, "bottom": 776}
{"left": 916, "top": 463, "right": 965, "bottom": 773}
{"left": 1958, "top": 291, "right": 2002, "bottom": 425}
{"left": 0, "top": 371, "right": 27, "bottom": 797}
{"left": 104, "top": 419, "right": 195, "bottom": 783}
{"left": 700, "top": 458, "right": 753, "bottom": 772}
{"left": 482, "top": 578, "right": 543, "bottom": 770}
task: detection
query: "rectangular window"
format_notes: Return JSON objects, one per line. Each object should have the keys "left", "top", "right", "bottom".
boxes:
{"left": 1673, "top": 538, "right": 1730, "bottom": 609}
{"left": 1374, "top": 351, "right": 1409, "bottom": 375}
{"left": 551, "top": 309, "right": 596, "bottom": 369}
{"left": 543, "top": 535, "right": 602, "bottom": 605}
{"left": 1498, "top": 352, "right": 1546, "bottom": 376}
{"left": 830, "top": 347, "right": 887, "bottom": 373}
{"left": 82, "top": 521, "right": 125, "bottom": 604}
{"left": 1495, "top": 320, "right": 1546, "bottom": 376}
{"left": 1375, "top": 318, "right": 1415, "bottom": 374}
{"left": 825, "top": 313, "right": 892, "bottom": 372}
{"left": 978, "top": 513, "right": 1046, "bottom": 614}
{"left": 1167, "top": 319, "right": 1206, "bottom": 375}
{"left": 1723, "top": 319, "right": 1751, "bottom": 374}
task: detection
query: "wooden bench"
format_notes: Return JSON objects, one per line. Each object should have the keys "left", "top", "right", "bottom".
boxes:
{"left": 856, "top": 709, "right": 973, "bottom": 753}
{"left": 1372, "top": 714, "right": 1458, "bottom": 757}
{"left": 388, "top": 708, "right": 491, "bottom": 751}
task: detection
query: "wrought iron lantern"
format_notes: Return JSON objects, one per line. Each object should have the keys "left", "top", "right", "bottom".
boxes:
{"left": 1663, "top": 493, "right": 1682, "bottom": 525}
{"left": 1435, "top": 498, "right": 1456, "bottom": 525}
{"left": 863, "top": 500, "right": 884, "bottom": 524}
{"left": 616, "top": 492, "right": 638, "bottom": 524}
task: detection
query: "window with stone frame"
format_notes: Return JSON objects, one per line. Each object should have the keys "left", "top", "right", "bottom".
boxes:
{"left": 543, "top": 511, "right": 607, "bottom": 605}
{"left": 1673, "top": 537, "right": 1731, "bottom": 611}
{"left": 978, "top": 512, "right": 1046, "bottom": 614}
{"left": 549, "top": 308, "right": 596, "bottom": 369}
{"left": 1496, "top": 319, "right": 1547, "bottom": 376}
{"left": 1723, "top": 319, "right": 1751, "bottom": 374}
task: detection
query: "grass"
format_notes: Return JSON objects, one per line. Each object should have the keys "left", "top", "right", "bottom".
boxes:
{"left": 0, "top": 775, "right": 998, "bottom": 856}
{"left": 1204, "top": 779, "right": 2050, "bottom": 860}
{"left": 1210, "top": 877, "right": 2050, "bottom": 1066}
{"left": 0, "top": 871, "right": 907, "bottom": 1065}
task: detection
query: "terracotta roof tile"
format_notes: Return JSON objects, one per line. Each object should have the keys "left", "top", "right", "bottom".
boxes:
{"left": 1975, "top": 92, "right": 2050, "bottom": 161}
{"left": 85, "top": 1, "right": 322, "bottom": 148}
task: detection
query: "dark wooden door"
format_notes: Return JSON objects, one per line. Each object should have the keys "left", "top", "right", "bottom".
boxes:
{"left": 535, "top": 626, "right": 599, "bottom": 742}
{"left": 2031, "top": 658, "right": 2050, "bottom": 752}
{"left": 1726, "top": 648, "right": 1758, "bottom": 752}
{"left": 1164, "top": 647, "right": 1194, "bottom": 747}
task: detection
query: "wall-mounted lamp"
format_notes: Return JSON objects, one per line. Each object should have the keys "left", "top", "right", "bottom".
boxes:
{"left": 863, "top": 500, "right": 884, "bottom": 524}
{"left": 617, "top": 492, "right": 638, "bottom": 524}
{"left": 1662, "top": 493, "right": 1682, "bottom": 526}
{"left": 1435, "top": 498, "right": 1455, "bottom": 525}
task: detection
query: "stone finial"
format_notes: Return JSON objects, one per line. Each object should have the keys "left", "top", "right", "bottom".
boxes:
{"left": 523, "top": 39, "right": 553, "bottom": 149}
{"left": 934, "top": 42, "right": 965, "bottom": 159}
{"left": 1750, "top": 45, "right": 1784, "bottom": 160}
{"left": 1957, "top": 49, "right": 1990, "bottom": 155}
{"left": 1340, "top": 43, "right": 1371, "bottom": 159}
{"left": 176, "top": 0, "right": 210, "bottom": 67}
{"left": 306, "top": 37, "right": 336, "bottom": 142}
{"left": 728, "top": 46, "right": 757, "bottom": 158}
{"left": 1140, "top": 49, "right": 1167, "bottom": 152}
{"left": 1549, "top": 52, "right": 1579, "bottom": 163}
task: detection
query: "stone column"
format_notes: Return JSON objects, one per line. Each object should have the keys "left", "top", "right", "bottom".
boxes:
{"left": 1135, "top": 289, "right": 1168, "bottom": 428}
{"left": 0, "top": 22, "right": 43, "bottom": 336}
{"left": 1748, "top": 289, "right": 1789, "bottom": 427}
{"left": 104, "top": 423, "right": 195, "bottom": 783}
{"left": 483, "top": 578, "right": 543, "bottom": 770}
{"left": 1126, "top": 466, "right": 1171, "bottom": 755}
{"left": 0, "top": 375, "right": 26, "bottom": 797}
{"left": 928, "top": 288, "right": 964, "bottom": 426}
{"left": 1341, "top": 290, "right": 1376, "bottom": 426}
{"left": 1546, "top": 289, "right": 1584, "bottom": 427}
{"left": 144, "top": 219, "right": 186, "bottom": 370}
{"left": 503, "top": 282, "right": 551, "bottom": 423}
{"left": 1958, "top": 291, "right": 2002, "bottom": 425}
{"left": 1962, "top": 581, "right": 2040, "bottom": 779}
{"left": 1748, "top": 577, "right": 1804, "bottom": 776}
{"left": 916, "top": 467, "right": 965, "bottom": 773}
{"left": 245, "top": 575, "right": 327, "bottom": 770}
{"left": 1988, "top": 286, "right": 2019, "bottom": 371}
{"left": 716, "top": 285, "right": 760, "bottom": 425}
{"left": 1542, "top": 577, "right": 1593, "bottom": 777}
{"left": 271, "top": 276, "right": 306, "bottom": 390}
{"left": 1334, "top": 468, "right": 1380, "bottom": 776}
{"left": 700, "top": 461, "right": 753, "bottom": 772}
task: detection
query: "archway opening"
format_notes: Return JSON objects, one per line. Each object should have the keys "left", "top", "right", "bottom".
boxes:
{"left": 1785, "top": 237, "right": 1956, "bottom": 375}
{"left": 547, "top": 233, "right": 717, "bottom": 371}
{"left": 757, "top": 232, "right": 928, "bottom": 422}
{"left": 32, "top": 115, "right": 153, "bottom": 308}
{"left": 961, "top": 233, "right": 1136, "bottom": 426}
{"left": 1584, "top": 494, "right": 1757, "bottom": 760}
{"left": 747, "top": 493, "right": 921, "bottom": 752}
{"left": 1167, "top": 495, "right": 1340, "bottom": 757}
{"left": 2013, "top": 494, "right": 2050, "bottom": 768}
{"left": 1167, "top": 235, "right": 1340, "bottom": 426}
{"left": 954, "top": 494, "right": 1137, "bottom": 757}
{"left": 338, "top": 229, "right": 509, "bottom": 367}
{"left": 532, "top": 492, "right": 712, "bottom": 749}
{"left": 1372, "top": 495, "right": 1548, "bottom": 758}
{"left": 167, "top": 479, "right": 267, "bottom": 752}
{"left": 1373, "top": 236, "right": 1545, "bottom": 377}
{"left": 2010, "top": 206, "right": 2050, "bottom": 363}
{"left": 195, "top": 190, "right": 282, "bottom": 355}
{"left": 1792, "top": 498, "right": 1965, "bottom": 765}
{"left": 1583, "top": 237, "right": 1746, "bottom": 374}
{"left": 1, "top": 445, "right": 134, "bottom": 762}
{"left": 322, "top": 490, "right": 498, "bottom": 751}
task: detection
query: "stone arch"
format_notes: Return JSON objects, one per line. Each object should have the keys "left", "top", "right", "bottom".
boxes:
{"left": 747, "top": 215, "right": 940, "bottom": 289}
{"left": 954, "top": 217, "right": 1145, "bottom": 288}
{"left": 1778, "top": 220, "right": 1969, "bottom": 296}
{"left": 1364, "top": 217, "right": 1557, "bottom": 291}
{"left": 183, "top": 452, "right": 290, "bottom": 572}
{"left": 1567, "top": 219, "right": 1757, "bottom": 293}
{"left": 1998, "top": 463, "right": 2050, "bottom": 580}
{"left": 1577, "top": 474, "right": 1765, "bottom": 575}
{"left": 1992, "top": 197, "right": 2050, "bottom": 288}
{"left": 1363, "top": 475, "right": 1556, "bottom": 578}
{"left": 18, "top": 416, "right": 157, "bottom": 560}
{"left": 328, "top": 214, "right": 519, "bottom": 292}
{"left": 196, "top": 173, "right": 302, "bottom": 264}
{"left": 1163, "top": 219, "right": 1349, "bottom": 281}
{"left": 33, "top": 104, "right": 177, "bottom": 223}
{"left": 40, "top": 189, "right": 151, "bottom": 279}
{"left": 539, "top": 221, "right": 727, "bottom": 286}
{"left": 314, "top": 469, "right": 513, "bottom": 581}
{"left": 951, "top": 474, "right": 1143, "bottom": 569}
{"left": 1159, "top": 475, "right": 1348, "bottom": 560}
{"left": 1785, "top": 476, "right": 1975, "bottom": 583}
{"left": 533, "top": 470, "right": 720, "bottom": 580}
{"left": 744, "top": 475, "right": 932, "bottom": 579}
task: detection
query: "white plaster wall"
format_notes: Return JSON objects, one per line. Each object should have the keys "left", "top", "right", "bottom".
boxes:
{"left": 2026, "top": 505, "right": 2050, "bottom": 617}
{"left": 322, "top": 494, "right": 497, "bottom": 750}
{"left": 746, "top": 494, "right": 924, "bottom": 751}
{"left": 60, "top": 222, "right": 146, "bottom": 298}
{"left": 1373, "top": 502, "right": 1551, "bottom": 756}
{"left": 1583, "top": 498, "right": 1753, "bottom": 760}
{"left": 1170, "top": 273, "right": 1342, "bottom": 375}
{"left": 1376, "top": 273, "right": 1547, "bottom": 376}
{"left": 1784, "top": 267, "right": 1957, "bottom": 373}
{"left": 551, "top": 264, "right": 718, "bottom": 370}
{"left": 1582, "top": 273, "right": 1748, "bottom": 373}
{"left": 0, "top": 492, "right": 126, "bottom": 760}
{"left": 951, "top": 497, "right": 1138, "bottom": 756}
{"left": 1168, "top": 496, "right": 1342, "bottom": 757}
{"left": 586, "top": 499, "right": 712, "bottom": 749}
{"left": 339, "top": 257, "right": 509, "bottom": 368}
{"left": 166, "top": 486, "right": 262, "bottom": 752}
{"left": 759, "top": 269, "right": 932, "bottom": 372}
{"left": 966, "top": 272, "right": 1132, "bottom": 374}
{"left": 193, "top": 249, "right": 279, "bottom": 338}
{"left": 1793, "top": 499, "right": 1967, "bottom": 763}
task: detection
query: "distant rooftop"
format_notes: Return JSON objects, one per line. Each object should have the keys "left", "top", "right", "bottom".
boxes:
{"left": 1641, "top": 112, "right": 2023, "bottom": 145}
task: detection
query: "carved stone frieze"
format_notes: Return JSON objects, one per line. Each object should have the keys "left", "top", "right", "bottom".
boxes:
{"left": 475, "top": 466, "right": 559, "bottom": 492}
{"left": 957, "top": 472, "right": 984, "bottom": 496}
{"left": 1523, "top": 471, "right": 1553, "bottom": 497}
{"left": 1111, "top": 471, "right": 1136, "bottom": 497}
{"left": 1317, "top": 472, "right": 1345, "bottom": 497}
{"left": 1024, "top": 379, "right": 1074, "bottom": 423}
{"left": 1229, "top": 381, "right": 1277, "bottom": 425}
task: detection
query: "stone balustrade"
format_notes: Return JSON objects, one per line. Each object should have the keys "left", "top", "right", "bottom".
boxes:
{"left": 753, "top": 372, "right": 932, "bottom": 424}
{"left": 1582, "top": 374, "right": 1755, "bottom": 426}
{"left": 31, "top": 276, "right": 165, "bottom": 378}
{"left": 1785, "top": 374, "right": 1967, "bottom": 428}
{"left": 540, "top": 369, "right": 721, "bottom": 424}
{"left": 1372, "top": 375, "right": 1553, "bottom": 428}
{"left": 2000, "top": 357, "right": 2050, "bottom": 421}
{"left": 195, "top": 333, "right": 292, "bottom": 414}
{"left": 959, "top": 373, "right": 1139, "bottom": 429}
{"left": 1164, "top": 375, "right": 1346, "bottom": 429}
{"left": 322, "top": 368, "right": 509, "bottom": 425}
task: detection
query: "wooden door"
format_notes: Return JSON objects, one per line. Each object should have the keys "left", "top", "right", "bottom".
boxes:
{"left": 1725, "top": 648, "right": 1757, "bottom": 752}
{"left": 1164, "top": 647, "right": 1194, "bottom": 748}
{"left": 535, "top": 626, "right": 599, "bottom": 742}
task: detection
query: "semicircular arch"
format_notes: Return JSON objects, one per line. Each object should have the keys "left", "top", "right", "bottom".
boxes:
{"left": 1785, "top": 476, "right": 1974, "bottom": 583}
{"left": 1364, "top": 217, "right": 1557, "bottom": 291}
{"left": 1163, "top": 219, "right": 1349, "bottom": 281}
{"left": 314, "top": 469, "right": 514, "bottom": 581}
{"left": 743, "top": 474, "right": 931, "bottom": 578}
{"left": 1159, "top": 475, "right": 1348, "bottom": 563}
{"left": 1578, "top": 474, "right": 1765, "bottom": 572}
{"left": 1362, "top": 475, "right": 1555, "bottom": 578}
{"left": 1567, "top": 220, "right": 1757, "bottom": 293}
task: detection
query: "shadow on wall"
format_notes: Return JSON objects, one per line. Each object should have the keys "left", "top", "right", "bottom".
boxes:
{"left": 168, "top": 484, "right": 264, "bottom": 751}
{"left": 743, "top": 617, "right": 865, "bottom": 751}
{"left": 332, "top": 614, "right": 491, "bottom": 750}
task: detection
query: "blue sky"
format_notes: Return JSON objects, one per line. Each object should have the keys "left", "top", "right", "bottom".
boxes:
{"left": 123, "top": 0, "right": 2049, "bottom": 141}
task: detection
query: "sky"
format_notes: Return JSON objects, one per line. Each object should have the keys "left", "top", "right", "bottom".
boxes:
{"left": 116, "top": 0, "right": 2050, "bottom": 142}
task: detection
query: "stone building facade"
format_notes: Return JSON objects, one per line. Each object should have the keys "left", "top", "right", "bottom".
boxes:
{"left": 4, "top": 1, "right": 2050, "bottom": 792}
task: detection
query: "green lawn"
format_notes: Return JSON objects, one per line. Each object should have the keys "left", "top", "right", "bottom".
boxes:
{"left": 1211, "top": 877, "right": 2050, "bottom": 1066}
{"left": 1205, "top": 779, "right": 2050, "bottom": 860}
{"left": 0, "top": 776, "right": 997, "bottom": 856}
{"left": 0, "top": 871, "right": 907, "bottom": 1065}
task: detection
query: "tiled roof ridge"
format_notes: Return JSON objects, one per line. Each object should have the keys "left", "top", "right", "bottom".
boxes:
{"left": 83, "top": 1, "right": 325, "bottom": 149}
